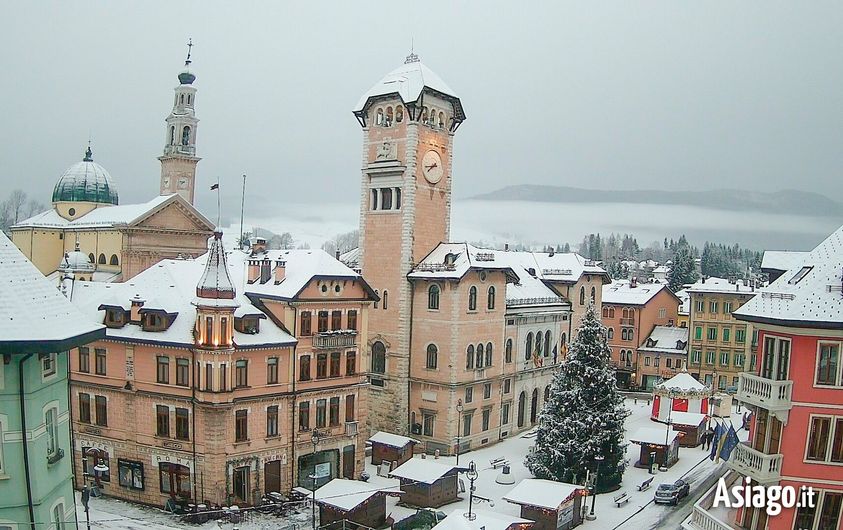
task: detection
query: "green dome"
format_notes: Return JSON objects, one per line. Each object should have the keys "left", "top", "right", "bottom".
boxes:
{"left": 51, "top": 148, "right": 118, "bottom": 205}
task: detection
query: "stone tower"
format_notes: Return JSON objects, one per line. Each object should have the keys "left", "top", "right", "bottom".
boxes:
{"left": 159, "top": 41, "right": 200, "bottom": 204}
{"left": 354, "top": 53, "right": 465, "bottom": 435}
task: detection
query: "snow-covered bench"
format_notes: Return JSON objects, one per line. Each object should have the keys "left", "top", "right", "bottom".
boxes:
{"left": 637, "top": 477, "right": 654, "bottom": 492}
{"left": 613, "top": 492, "right": 630, "bottom": 507}
{"left": 490, "top": 458, "right": 510, "bottom": 469}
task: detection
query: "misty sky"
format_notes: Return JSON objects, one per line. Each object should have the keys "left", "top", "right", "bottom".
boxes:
{"left": 2, "top": 2, "right": 842, "bottom": 223}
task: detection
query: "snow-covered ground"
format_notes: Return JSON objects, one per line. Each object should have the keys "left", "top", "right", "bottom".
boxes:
{"left": 78, "top": 398, "right": 747, "bottom": 530}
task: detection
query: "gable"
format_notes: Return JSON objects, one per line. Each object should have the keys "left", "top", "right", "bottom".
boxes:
{"left": 134, "top": 201, "right": 214, "bottom": 232}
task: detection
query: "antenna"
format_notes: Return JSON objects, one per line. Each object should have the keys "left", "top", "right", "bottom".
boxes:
{"left": 239, "top": 174, "right": 247, "bottom": 251}
{"left": 185, "top": 38, "right": 193, "bottom": 67}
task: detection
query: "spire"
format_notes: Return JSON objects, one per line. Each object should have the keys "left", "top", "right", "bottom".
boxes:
{"left": 195, "top": 231, "right": 237, "bottom": 301}
{"left": 83, "top": 145, "right": 93, "bottom": 162}
{"left": 178, "top": 38, "right": 196, "bottom": 85}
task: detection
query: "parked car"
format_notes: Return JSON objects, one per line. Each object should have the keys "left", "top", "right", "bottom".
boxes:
{"left": 654, "top": 479, "right": 690, "bottom": 505}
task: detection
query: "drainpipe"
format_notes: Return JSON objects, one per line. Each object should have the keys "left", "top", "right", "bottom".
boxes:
{"left": 407, "top": 285, "right": 414, "bottom": 435}
{"left": 189, "top": 347, "right": 198, "bottom": 508}
{"left": 19, "top": 353, "right": 36, "bottom": 530}
{"left": 290, "top": 306, "right": 298, "bottom": 489}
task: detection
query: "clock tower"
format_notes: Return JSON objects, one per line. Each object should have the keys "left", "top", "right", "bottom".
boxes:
{"left": 159, "top": 41, "right": 201, "bottom": 204}
{"left": 354, "top": 53, "right": 466, "bottom": 434}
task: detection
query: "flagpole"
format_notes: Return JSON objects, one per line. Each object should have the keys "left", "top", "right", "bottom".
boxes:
{"left": 216, "top": 179, "right": 221, "bottom": 229}
{"left": 239, "top": 174, "right": 246, "bottom": 250}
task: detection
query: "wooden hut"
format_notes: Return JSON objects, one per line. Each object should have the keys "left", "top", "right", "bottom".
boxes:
{"left": 368, "top": 431, "right": 419, "bottom": 467}
{"left": 432, "top": 509, "right": 534, "bottom": 530}
{"left": 503, "top": 479, "right": 585, "bottom": 530}
{"left": 389, "top": 458, "right": 461, "bottom": 508}
{"left": 668, "top": 411, "right": 708, "bottom": 447}
{"left": 314, "top": 479, "right": 400, "bottom": 529}
{"left": 629, "top": 426, "right": 681, "bottom": 470}
{"left": 652, "top": 372, "right": 710, "bottom": 422}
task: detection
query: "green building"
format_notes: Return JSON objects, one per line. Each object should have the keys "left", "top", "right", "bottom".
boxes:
{"left": 0, "top": 233, "right": 104, "bottom": 530}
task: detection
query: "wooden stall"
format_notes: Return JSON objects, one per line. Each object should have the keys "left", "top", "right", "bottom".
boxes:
{"left": 431, "top": 509, "right": 534, "bottom": 530}
{"left": 368, "top": 431, "right": 419, "bottom": 467}
{"left": 629, "top": 426, "right": 681, "bottom": 470}
{"left": 314, "top": 479, "right": 400, "bottom": 529}
{"left": 503, "top": 479, "right": 585, "bottom": 530}
{"left": 651, "top": 372, "right": 710, "bottom": 422}
{"left": 389, "top": 459, "right": 461, "bottom": 508}
{"left": 668, "top": 411, "right": 708, "bottom": 447}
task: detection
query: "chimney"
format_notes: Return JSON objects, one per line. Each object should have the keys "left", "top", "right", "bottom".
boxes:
{"left": 250, "top": 237, "right": 267, "bottom": 256}
{"left": 335, "top": 249, "right": 341, "bottom": 260}
{"left": 701, "top": 276, "right": 706, "bottom": 284}
{"left": 247, "top": 259, "right": 260, "bottom": 283}
{"left": 549, "top": 248, "right": 555, "bottom": 257}
{"left": 504, "top": 243, "right": 509, "bottom": 252}
{"left": 130, "top": 294, "right": 145, "bottom": 322}
{"left": 630, "top": 276, "right": 637, "bottom": 288}
{"left": 274, "top": 259, "right": 287, "bottom": 284}
{"left": 260, "top": 257, "right": 272, "bottom": 284}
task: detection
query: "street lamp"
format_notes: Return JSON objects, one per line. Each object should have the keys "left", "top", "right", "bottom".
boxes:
{"left": 465, "top": 461, "right": 478, "bottom": 521}
{"left": 80, "top": 448, "right": 109, "bottom": 530}
{"left": 309, "top": 429, "right": 324, "bottom": 530}
{"left": 586, "top": 455, "right": 604, "bottom": 520}
{"left": 661, "top": 389, "right": 676, "bottom": 471}
{"left": 455, "top": 399, "right": 464, "bottom": 466}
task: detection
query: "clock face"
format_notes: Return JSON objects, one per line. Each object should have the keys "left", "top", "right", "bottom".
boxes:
{"left": 421, "top": 150, "right": 443, "bottom": 184}
{"left": 177, "top": 177, "right": 189, "bottom": 190}
{"left": 162, "top": 177, "right": 171, "bottom": 188}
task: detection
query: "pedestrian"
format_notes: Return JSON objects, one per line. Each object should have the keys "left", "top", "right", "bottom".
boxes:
{"left": 703, "top": 426, "right": 714, "bottom": 450}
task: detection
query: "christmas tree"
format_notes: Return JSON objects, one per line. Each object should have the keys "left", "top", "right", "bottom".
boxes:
{"left": 525, "top": 303, "right": 629, "bottom": 492}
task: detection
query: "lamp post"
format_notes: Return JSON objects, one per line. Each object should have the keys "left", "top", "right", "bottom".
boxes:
{"left": 310, "top": 429, "right": 323, "bottom": 530}
{"left": 465, "top": 461, "right": 478, "bottom": 521}
{"left": 456, "top": 399, "right": 464, "bottom": 466}
{"left": 661, "top": 390, "right": 676, "bottom": 471}
{"left": 80, "top": 448, "right": 109, "bottom": 530}
{"left": 586, "top": 455, "right": 604, "bottom": 520}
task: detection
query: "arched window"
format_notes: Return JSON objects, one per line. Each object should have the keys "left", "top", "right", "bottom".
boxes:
{"left": 609, "top": 307, "right": 615, "bottom": 318}
{"left": 426, "top": 344, "right": 438, "bottom": 369}
{"left": 544, "top": 331, "right": 551, "bottom": 357}
{"left": 525, "top": 332, "right": 533, "bottom": 360}
{"left": 517, "top": 392, "right": 526, "bottom": 427}
{"left": 88, "top": 253, "right": 95, "bottom": 263}
{"left": 607, "top": 328, "right": 614, "bottom": 339}
{"left": 476, "top": 344, "right": 484, "bottom": 368}
{"left": 629, "top": 308, "right": 636, "bottom": 319}
{"left": 371, "top": 341, "right": 386, "bottom": 374}
{"left": 580, "top": 286, "right": 586, "bottom": 305}
{"left": 98, "top": 253, "right": 106, "bottom": 265}
{"left": 169, "top": 126, "right": 175, "bottom": 145}
{"left": 375, "top": 108, "right": 384, "bottom": 125}
{"left": 181, "top": 126, "right": 191, "bottom": 146}
{"left": 485, "top": 342, "right": 492, "bottom": 366}
{"left": 386, "top": 107, "right": 394, "bottom": 126}
{"left": 487, "top": 286, "right": 495, "bottom": 310}
{"left": 428, "top": 285, "right": 440, "bottom": 310}
{"left": 530, "top": 389, "right": 539, "bottom": 424}
{"left": 396, "top": 106, "right": 404, "bottom": 122}
{"left": 602, "top": 307, "right": 609, "bottom": 318}
{"left": 421, "top": 107, "right": 428, "bottom": 123}
{"left": 505, "top": 339, "right": 513, "bottom": 363}
{"left": 561, "top": 333, "right": 567, "bottom": 345}
{"left": 382, "top": 290, "right": 388, "bottom": 310}
{"left": 623, "top": 308, "right": 629, "bottom": 319}
{"left": 536, "top": 332, "right": 544, "bottom": 357}
{"left": 544, "top": 386, "right": 550, "bottom": 402}
{"left": 180, "top": 94, "right": 184, "bottom": 104}
{"left": 438, "top": 112, "right": 445, "bottom": 128}
{"left": 374, "top": 289, "right": 379, "bottom": 309}
{"left": 468, "top": 286, "right": 477, "bottom": 311}
{"left": 621, "top": 329, "right": 628, "bottom": 341}
{"left": 590, "top": 286, "right": 596, "bottom": 304}
{"left": 187, "top": 94, "right": 192, "bottom": 105}
{"left": 466, "top": 345, "right": 475, "bottom": 370}
{"left": 109, "top": 254, "right": 119, "bottom": 266}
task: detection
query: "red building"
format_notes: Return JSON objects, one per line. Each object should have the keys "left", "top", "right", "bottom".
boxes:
{"left": 683, "top": 225, "right": 843, "bottom": 530}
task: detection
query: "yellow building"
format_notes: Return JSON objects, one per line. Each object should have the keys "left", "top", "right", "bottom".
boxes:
{"left": 686, "top": 277, "right": 758, "bottom": 390}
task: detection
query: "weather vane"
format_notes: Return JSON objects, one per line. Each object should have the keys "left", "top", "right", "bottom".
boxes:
{"left": 185, "top": 38, "right": 193, "bottom": 67}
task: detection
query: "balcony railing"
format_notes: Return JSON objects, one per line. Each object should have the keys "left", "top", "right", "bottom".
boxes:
{"left": 682, "top": 471, "right": 740, "bottom": 530}
{"left": 313, "top": 331, "right": 357, "bottom": 350}
{"left": 506, "top": 296, "right": 566, "bottom": 307}
{"left": 737, "top": 373, "right": 792, "bottom": 414}
{"left": 345, "top": 421, "right": 359, "bottom": 437}
{"left": 726, "top": 443, "right": 783, "bottom": 485}
{"left": 620, "top": 318, "right": 635, "bottom": 326}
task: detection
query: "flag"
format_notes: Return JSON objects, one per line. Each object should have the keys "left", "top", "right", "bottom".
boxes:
{"left": 709, "top": 422, "right": 722, "bottom": 461}
{"left": 719, "top": 425, "right": 740, "bottom": 461}
{"left": 210, "top": 183, "right": 219, "bottom": 190}
{"left": 714, "top": 422, "right": 730, "bottom": 462}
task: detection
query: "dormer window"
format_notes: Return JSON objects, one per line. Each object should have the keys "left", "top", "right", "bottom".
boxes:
{"left": 105, "top": 309, "right": 125, "bottom": 328}
{"left": 235, "top": 316, "right": 260, "bottom": 335}
{"left": 142, "top": 312, "right": 168, "bottom": 332}
{"left": 788, "top": 266, "right": 813, "bottom": 285}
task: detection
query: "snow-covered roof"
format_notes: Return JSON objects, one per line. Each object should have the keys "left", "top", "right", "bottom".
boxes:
{"left": 241, "top": 248, "right": 375, "bottom": 301}
{"left": 685, "top": 276, "right": 757, "bottom": 295}
{"left": 734, "top": 224, "right": 843, "bottom": 329}
{"left": 194, "top": 232, "right": 238, "bottom": 307}
{"left": 389, "top": 458, "right": 457, "bottom": 484}
{"left": 354, "top": 55, "right": 465, "bottom": 120}
{"left": 761, "top": 250, "right": 810, "bottom": 273}
{"left": 51, "top": 148, "right": 119, "bottom": 205}
{"left": 503, "top": 479, "right": 582, "bottom": 510}
{"left": 432, "top": 509, "right": 532, "bottom": 530}
{"left": 676, "top": 289, "right": 690, "bottom": 315}
{"left": 313, "top": 479, "right": 400, "bottom": 511}
{"left": 368, "top": 431, "right": 419, "bottom": 448}
{"left": 655, "top": 372, "right": 707, "bottom": 392}
{"left": 652, "top": 265, "right": 669, "bottom": 274}
{"left": 70, "top": 249, "right": 296, "bottom": 349}
{"left": 0, "top": 233, "right": 104, "bottom": 354}
{"left": 668, "top": 411, "right": 708, "bottom": 427}
{"left": 339, "top": 247, "right": 361, "bottom": 270}
{"left": 629, "top": 426, "right": 682, "bottom": 446}
{"left": 602, "top": 280, "right": 672, "bottom": 306}
{"left": 638, "top": 326, "right": 688, "bottom": 354}
{"left": 14, "top": 194, "right": 213, "bottom": 231}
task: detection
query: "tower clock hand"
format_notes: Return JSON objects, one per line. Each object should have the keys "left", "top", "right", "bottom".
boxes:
{"left": 425, "top": 163, "right": 438, "bottom": 171}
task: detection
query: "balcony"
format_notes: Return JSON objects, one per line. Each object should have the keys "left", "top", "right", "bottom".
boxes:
{"left": 620, "top": 318, "right": 635, "bottom": 326}
{"left": 682, "top": 471, "right": 741, "bottom": 530}
{"left": 726, "top": 443, "right": 782, "bottom": 485}
{"left": 737, "top": 373, "right": 792, "bottom": 419}
{"left": 345, "top": 421, "right": 359, "bottom": 436}
{"left": 313, "top": 331, "right": 357, "bottom": 350}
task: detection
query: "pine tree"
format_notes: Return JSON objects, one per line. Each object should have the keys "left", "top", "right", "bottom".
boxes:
{"left": 667, "top": 242, "right": 699, "bottom": 292}
{"left": 525, "top": 304, "right": 629, "bottom": 492}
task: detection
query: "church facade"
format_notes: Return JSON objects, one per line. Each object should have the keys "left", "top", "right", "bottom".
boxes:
{"left": 11, "top": 51, "right": 213, "bottom": 282}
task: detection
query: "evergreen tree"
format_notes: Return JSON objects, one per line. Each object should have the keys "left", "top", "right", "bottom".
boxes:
{"left": 667, "top": 242, "right": 699, "bottom": 291}
{"left": 525, "top": 304, "right": 629, "bottom": 492}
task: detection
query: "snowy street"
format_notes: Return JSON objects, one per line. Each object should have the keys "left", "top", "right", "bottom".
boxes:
{"left": 78, "top": 398, "right": 746, "bottom": 530}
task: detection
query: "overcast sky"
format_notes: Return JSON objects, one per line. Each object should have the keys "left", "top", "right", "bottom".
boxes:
{"left": 2, "top": 2, "right": 841, "bottom": 222}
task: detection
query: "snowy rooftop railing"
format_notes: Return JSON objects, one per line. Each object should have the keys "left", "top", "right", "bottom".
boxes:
{"left": 415, "top": 262, "right": 457, "bottom": 272}
{"left": 541, "top": 268, "right": 572, "bottom": 276}
{"left": 506, "top": 296, "right": 566, "bottom": 307}
{"left": 474, "top": 252, "right": 495, "bottom": 262}
{"left": 761, "top": 291, "right": 796, "bottom": 300}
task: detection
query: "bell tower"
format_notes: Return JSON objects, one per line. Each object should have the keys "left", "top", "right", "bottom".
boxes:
{"left": 354, "top": 53, "right": 466, "bottom": 434}
{"left": 159, "top": 39, "right": 201, "bottom": 204}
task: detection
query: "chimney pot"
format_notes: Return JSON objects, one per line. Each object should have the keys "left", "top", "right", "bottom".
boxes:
{"left": 274, "top": 260, "right": 287, "bottom": 284}
{"left": 335, "top": 249, "right": 341, "bottom": 260}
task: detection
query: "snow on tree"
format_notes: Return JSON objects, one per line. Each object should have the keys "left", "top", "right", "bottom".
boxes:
{"left": 667, "top": 241, "right": 699, "bottom": 292}
{"left": 525, "top": 303, "right": 629, "bottom": 492}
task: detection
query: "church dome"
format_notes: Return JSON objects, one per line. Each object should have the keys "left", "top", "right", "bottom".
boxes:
{"left": 59, "top": 249, "right": 95, "bottom": 273}
{"left": 51, "top": 147, "right": 119, "bottom": 205}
